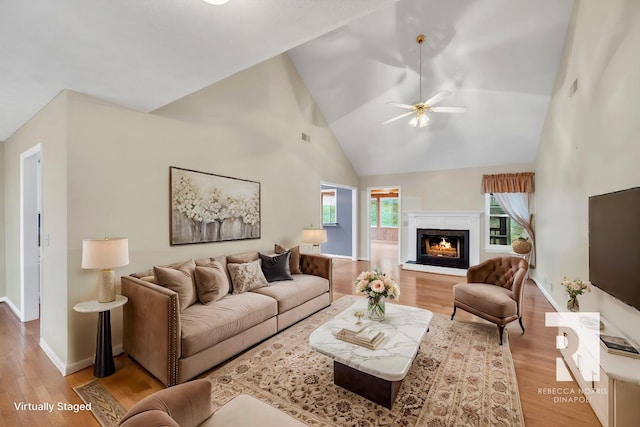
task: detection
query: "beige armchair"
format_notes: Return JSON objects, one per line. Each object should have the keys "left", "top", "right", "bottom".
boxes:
{"left": 451, "top": 257, "right": 529, "bottom": 345}
{"left": 119, "top": 379, "right": 308, "bottom": 427}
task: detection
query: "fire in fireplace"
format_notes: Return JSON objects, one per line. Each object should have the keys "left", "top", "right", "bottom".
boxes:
{"left": 417, "top": 228, "right": 470, "bottom": 269}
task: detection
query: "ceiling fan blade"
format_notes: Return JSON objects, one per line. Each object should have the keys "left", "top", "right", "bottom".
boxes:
{"left": 430, "top": 106, "right": 467, "bottom": 113}
{"left": 386, "top": 102, "right": 416, "bottom": 110}
{"left": 382, "top": 111, "right": 414, "bottom": 125}
{"left": 423, "top": 90, "right": 452, "bottom": 107}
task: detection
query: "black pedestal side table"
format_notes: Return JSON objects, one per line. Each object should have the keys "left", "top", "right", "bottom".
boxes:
{"left": 73, "top": 295, "right": 128, "bottom": 378}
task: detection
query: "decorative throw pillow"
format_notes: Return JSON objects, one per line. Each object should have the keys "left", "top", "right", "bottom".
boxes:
{"left": 227, "top": 259, "right": 269, "bottom": 294}
{"left": 154, "top": 259, "right": 197, "bottom": 311}
{"left": 274, "top": 244, "right": 301, "bottom": 274}
{"left": 259, "top": 252, "right": 293, "bottom": 282}
{"left": 194, "top": 261, "right": 230, "bottom": 304}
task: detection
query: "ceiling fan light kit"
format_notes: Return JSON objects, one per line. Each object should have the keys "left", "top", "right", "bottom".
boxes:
{"left": 384, "top": 34, "right": 466, "bottom": 128}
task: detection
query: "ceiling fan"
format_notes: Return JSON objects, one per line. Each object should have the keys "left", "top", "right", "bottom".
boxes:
{"left": 383, "top": 34, "right": 466, "bottom": 128}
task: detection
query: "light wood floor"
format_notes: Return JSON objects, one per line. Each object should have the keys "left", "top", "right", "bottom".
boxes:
{"left": 1, "top": 243, "right": 601, "bottom": 426}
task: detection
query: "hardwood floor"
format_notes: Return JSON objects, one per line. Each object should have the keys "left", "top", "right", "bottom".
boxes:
{"left": 1, "top": 245, "right": 601, "bottom": 426}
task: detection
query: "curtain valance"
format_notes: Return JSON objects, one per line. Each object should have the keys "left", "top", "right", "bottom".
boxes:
{"left": 481, "top": 172, "right": 534, "bottom": 193}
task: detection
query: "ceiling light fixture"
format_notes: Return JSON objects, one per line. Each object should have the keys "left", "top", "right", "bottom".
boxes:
{"left": 203, "top": 0, "right": 230, "bottom": 5}
{"left": 383, "top": 34, "right": 467, "bottom": 128}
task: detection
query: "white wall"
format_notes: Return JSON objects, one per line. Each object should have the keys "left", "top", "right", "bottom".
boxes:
{"left": 3, "top": 92, "right": 69, "bottom": 369}
{"left": 63, "top": 53, "right": 358, "bottom": 368}
{"left": 358, "top": 163, "right": 534, "bottom": 262}
{"left": 533, "top": 0, "right": 640, "bottom": 344}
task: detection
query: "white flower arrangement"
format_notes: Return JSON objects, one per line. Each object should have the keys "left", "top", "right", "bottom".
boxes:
{"left": 561, "top": 277, "right": 592, "bottom": 299}
{"left": 354, "top": 270, "right": 400, "bottom": 300}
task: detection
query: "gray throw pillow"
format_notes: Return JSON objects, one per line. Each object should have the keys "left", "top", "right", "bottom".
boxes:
{"left": 259, "top": 252, "right": 293, "bottom": 282}
{"left": 274, "top": 244, "right": 301, "bottom": 274}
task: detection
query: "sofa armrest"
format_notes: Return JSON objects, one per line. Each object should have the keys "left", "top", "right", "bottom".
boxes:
{"left": 122, "top": 276, "right": 180, "bottom": 386}
{"left": 300, "top": 253, "right": 333, "bottom": 300}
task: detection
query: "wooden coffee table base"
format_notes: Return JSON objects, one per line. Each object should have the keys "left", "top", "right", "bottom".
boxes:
{"left": 334, "top": 361, "right": 403, "bottom": 409}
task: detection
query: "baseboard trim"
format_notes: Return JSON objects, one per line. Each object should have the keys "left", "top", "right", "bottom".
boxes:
{"left": 39, "top": 338, "right": 67, "bottom": 376}
{"left": 0, "top": 297, "right": 23, "bottom": 321}
{"left": 323, "top": 253, "right": 355, "bottom": 260}
{"left": 531, "top": 277, "right": 562, "bottom": 312}
{"left": 65, "top": 345, "right": 124, "bottom": 376}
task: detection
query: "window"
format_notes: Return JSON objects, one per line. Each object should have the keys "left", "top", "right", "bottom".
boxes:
{"left": 321, "top": 189, "right": 337, "bottom": 224}
{"left": 370, "top": 197, "right": 399, "bottom": 228}
{"left": 485, "top": 194, "right": 524, "bottom": 249}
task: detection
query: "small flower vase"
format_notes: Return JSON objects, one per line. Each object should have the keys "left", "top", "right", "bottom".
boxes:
{"left": 368, "top": 296, "right": 385, "bottom": 321}
{"left": 567, "top": 296, "right": 579, "bottom": 312}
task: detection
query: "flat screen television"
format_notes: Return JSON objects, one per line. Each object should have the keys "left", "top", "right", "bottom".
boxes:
{"left": 589, "top": 187, "right": 640, "bottom": 312}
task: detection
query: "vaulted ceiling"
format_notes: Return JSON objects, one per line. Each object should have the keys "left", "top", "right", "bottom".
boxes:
{"left": 0, "top": 0, "right": 574, "bottom": 176}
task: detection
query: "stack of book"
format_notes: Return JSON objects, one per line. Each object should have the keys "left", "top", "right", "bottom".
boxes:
{"left": 599, "top": 334, "right": 640, "bottom": 359}
{"left": 336, "top": 325, "right": 385, "bottom": 350}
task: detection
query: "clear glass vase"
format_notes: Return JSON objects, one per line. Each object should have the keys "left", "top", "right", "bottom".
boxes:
{"left": 567, "top": 296, "right": 579, "bottom": 312}
{"left": 367, "top": 296, "right": 385, "bottom": 321}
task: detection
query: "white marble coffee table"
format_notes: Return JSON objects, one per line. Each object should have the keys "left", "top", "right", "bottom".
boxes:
{"left": 309, "top": 298, "right": 433, "bottom": 408}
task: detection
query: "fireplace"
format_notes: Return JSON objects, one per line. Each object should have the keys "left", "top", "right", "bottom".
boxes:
{"left": 416, "top": 228, "right": 470, "bottom": 269}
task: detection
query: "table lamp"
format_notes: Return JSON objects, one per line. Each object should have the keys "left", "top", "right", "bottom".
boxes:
{"left": 302, "top": 228, "right": 327, "bottom": 253}
{"left": 82, "top": 238, "right": 129, "bottom": 303}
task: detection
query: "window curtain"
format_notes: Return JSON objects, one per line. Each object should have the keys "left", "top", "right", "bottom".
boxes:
{"left": 482, "top": 173, "right": 536, "bottom": 267}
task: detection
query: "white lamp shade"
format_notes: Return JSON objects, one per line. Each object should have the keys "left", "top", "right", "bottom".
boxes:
{"left": 203, "top": 0, "right": 230, "bottom": 4}
{"left": 302, "top": 228, "right": 327, "bottom": 245}
{"left": 82, "top": 238, "right": 129, "bottom": 269}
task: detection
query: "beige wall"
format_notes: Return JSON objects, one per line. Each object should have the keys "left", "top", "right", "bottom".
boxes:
{"left": 3, "top": 92, "right": 69, "bottom": 368}
{"left": 533, "top": 0, "right": 640, "bottom": 343}
{"left": 0, "top": 142, "right": 5, "bottom": 298}
{"left": 358, "top": 163, "right": 534, "bottom": 262}
{"left": 62, "top": 53, "right": 357, "bottom": 368}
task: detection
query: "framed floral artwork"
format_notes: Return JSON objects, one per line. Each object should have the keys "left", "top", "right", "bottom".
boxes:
{"left": 170, "top": 166, "right": 260, "bottom": 245}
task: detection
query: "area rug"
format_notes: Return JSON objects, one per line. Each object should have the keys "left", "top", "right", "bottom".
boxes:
{"left": 73, "top": 380, "right": 126, "bottom": 427}
{"left": 206, "top": 296, "right": 524, "bottom": 426}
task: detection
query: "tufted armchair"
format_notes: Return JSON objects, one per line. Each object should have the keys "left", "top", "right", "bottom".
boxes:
{"left": 451, "top": 257, "right": 529, "bottom": 345}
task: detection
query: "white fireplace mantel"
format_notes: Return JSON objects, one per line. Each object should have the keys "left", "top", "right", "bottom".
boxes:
{"left": 403, "top": 211, "right": 482, "bottom": 276}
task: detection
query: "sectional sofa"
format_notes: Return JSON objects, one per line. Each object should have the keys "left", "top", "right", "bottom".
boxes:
{"left": 121, "top": 248, "right": 332, "bottom": 386}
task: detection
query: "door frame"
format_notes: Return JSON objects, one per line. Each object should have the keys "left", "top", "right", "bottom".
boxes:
{"left": 366, "top": 185, "right": 402, "bottom": 265}
{"left": 320, "top": 181, "right": 357, "bottom": 260}
{"left": 20, "top": 144, "right": 42, "bottom": 322}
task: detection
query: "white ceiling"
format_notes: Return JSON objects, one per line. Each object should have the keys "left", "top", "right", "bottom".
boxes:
{"left": 0, "top": 0, "right": 574, "bottom": 177}
{"left": 290, "top": 0, "right": 574, "bottom": 175}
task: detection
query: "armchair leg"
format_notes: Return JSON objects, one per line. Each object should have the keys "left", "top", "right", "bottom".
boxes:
{"left": 450, "top": 306, "right": 457, "bottom": 320}
{"left": 518, "top": 317, "right": 525, "bottom": 333}
{"left": 498, "top": 325, "right": 505, "bottom": 345}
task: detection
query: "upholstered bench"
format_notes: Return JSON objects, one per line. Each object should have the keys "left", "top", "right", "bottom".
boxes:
{"left": 119, "top": 379, "right": 307, "bottom": 427}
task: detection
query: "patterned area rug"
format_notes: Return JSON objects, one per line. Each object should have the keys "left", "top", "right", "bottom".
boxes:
{"left": 73, "top": 380, "right": 126, "bottom": 427}
{"left": 206, "top": 296, "right": 524, "bottom": 426}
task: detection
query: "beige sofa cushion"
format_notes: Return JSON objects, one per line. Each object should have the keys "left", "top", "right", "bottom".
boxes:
{"left": 194, "top": 261, "right": 230, "bottom": 304}
{"left": 453, "top": 283, "right": 517, "bottom": 319}
{"left": 227, "top": 251, "right": 259, "bottom": 264}
{"left": 154, "top": 259, "right": 197, "bottom": 311}
{"left": 180, "top": 293, "right": 277, "bottom": 357}
{"left": 251, "top": 274, "right": 329, "bottom": 313}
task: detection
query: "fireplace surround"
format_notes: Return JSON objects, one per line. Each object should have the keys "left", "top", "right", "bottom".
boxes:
{"left": 404, "top": 211, "right": 481, "bottom": 276}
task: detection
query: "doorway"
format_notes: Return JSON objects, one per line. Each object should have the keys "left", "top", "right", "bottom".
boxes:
{"left": 367, "top": 187, "right": 401, "bottom": 272}
{"left": 320, "top": 182, "right": 357, "bottom": 260}
{"left": 20, "top": 144, "right": 42, "bottom": 322}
